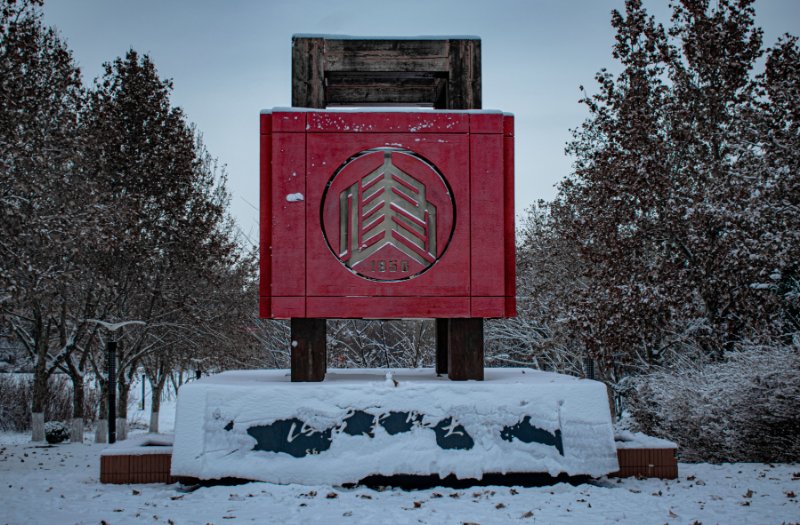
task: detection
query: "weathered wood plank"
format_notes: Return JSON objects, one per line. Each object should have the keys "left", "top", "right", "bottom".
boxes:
{"left": 504, "top": 116, "right": 516, "bottom": 317}
{"left": 292, "top": 37, "right": 325, "bottom": 108}
{"left": 259, "top": 123, "right": 272, "bottom": 318}
{"left": 325, "top": 39, "right": 451, "bottom": 55}
{"left": 272, "top": 297, "right": 305, "bottom": 318}
{"left": 435, "top": 319, "right": 449, "bottom": 374}
{"left": 470, "top": 297, "right": 506, "bottom": 317}
{"left": 326, "top": 57, "right": 450, "bottom": 73}
{"left": 326, "top": 71, "right": 444, "bottom": 86}
{"left": 447, "top": 40, "right": 481, "bottom": 110}
{"left": 325, "top": 87, "right": 438, "bottom": 105}
{"left": 325, "top": 72, "right": 446, "bottom": 106}
{"left": 470, "top": 131, "right": 505, "bottom": 298}
{"left": 291, "top": 318, "right": 327, "bottom": 381}
{"left": 270, "top": 131, "right": 306, "bottom": 298}
{"left": 447, "top": 318, "right": 484, "bottom": 380}
{"left": 324, "top": 40, "right": 450, "bottom": 73}
{"left": 306, "top": 297, "right": 470, "bottom": 319}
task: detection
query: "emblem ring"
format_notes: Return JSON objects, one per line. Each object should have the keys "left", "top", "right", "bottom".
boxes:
{"left": 320, "top": 148, "right": 456, "bottom": 282}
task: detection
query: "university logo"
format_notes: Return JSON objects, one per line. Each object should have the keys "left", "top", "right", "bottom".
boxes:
{"left": 321, "top": 148, "right": 455, "bottom": 281}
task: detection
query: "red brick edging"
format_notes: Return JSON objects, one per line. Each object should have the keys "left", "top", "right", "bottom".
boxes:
{"left": 100, "top": 447, "right": 679, "bottom": 484}
{"left": 100, "top": 453, "right": 177, "bottom": 484}
{"left": 611, "top": 447, "right": 678, "bottom": 479}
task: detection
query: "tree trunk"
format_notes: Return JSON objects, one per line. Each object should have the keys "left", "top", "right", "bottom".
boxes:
{"left": 149, "top": 411, "right": 159, "bottom": 434}
{"left": 149, "top": 374, "right": 166, "bottom": 434}
{"left": 116, "top": 417, "right": 127, "bottom": 440}
{"left": 31, "top": 311, "right": 49, "bottom": 442}
{"left": 31, "top": 365, "right": 48, "bottom": 442}
{"left": 71, "top": 376, "right": 85, "bottom": 443}
{"left": 95, "top": 377, "right": 108, "bottom": 443}
{"left": 117, "top": 379, "right": 130, "bottom": 440}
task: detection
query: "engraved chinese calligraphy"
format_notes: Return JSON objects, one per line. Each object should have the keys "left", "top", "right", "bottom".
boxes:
{"left": 232, "top": 411, "right": 564, "bottom": 459}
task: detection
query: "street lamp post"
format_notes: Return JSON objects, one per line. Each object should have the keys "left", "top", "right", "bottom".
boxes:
{"left": 87, "top": 319, "right": 146, "bottom": 444}
{"left": 107, "top": 340, "right": 117, "bottom": 443}
{"left": 140, "top": 370, "right": 146, "bottom": 412}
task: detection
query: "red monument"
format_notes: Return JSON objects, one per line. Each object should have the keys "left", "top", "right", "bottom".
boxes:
{"left": 259, "top": 109, "right": 515, "bottom": 320}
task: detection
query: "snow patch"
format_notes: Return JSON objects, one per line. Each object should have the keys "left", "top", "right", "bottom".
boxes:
{"left": 285, "top": 193, "right": 304, "bottom": 202}
{"left": 100, "top": 433, "right": 174, "bottom": 456}
{"left": 615, "top": 430, "right": 677, "bottom": 449}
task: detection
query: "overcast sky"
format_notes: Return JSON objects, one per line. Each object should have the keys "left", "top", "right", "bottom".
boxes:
{"left": 43, "top": 0, "right": 800, "bottom": 243}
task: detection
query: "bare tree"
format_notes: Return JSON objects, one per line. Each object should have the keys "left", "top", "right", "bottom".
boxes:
{"left": 0, "top": 0, "right": 102, "bottom": 441}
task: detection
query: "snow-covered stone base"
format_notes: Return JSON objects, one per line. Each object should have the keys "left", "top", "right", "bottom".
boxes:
{"left": 171, "top": 368, "right": 618, "bottom": 485}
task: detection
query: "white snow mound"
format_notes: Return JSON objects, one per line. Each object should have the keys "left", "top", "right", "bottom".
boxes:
{"left": 171, "top": 368, "right": 618, "bottom": 484}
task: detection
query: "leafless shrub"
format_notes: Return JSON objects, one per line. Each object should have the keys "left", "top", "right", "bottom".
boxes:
{"left": 626, "top": 346, "right": 800, "bottom": 462}
{"left": 0, "top": 374, "right": 99, "bottom": 432}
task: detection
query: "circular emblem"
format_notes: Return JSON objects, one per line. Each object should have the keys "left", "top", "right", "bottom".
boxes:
{"left": 321, "top": 148, "right": 455, "bottom": 282}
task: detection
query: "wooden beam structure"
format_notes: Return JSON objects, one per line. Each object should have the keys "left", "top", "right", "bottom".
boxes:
{"left": 292, "top": 36, "right": 480, "bottom": 109}
{"left": 290, "top": 36, "right": 485, "bottom": 381}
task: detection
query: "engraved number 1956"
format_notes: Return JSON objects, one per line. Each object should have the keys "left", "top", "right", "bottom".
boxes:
{"left": 369, "top": 259, "right": 410, "bottom": 273}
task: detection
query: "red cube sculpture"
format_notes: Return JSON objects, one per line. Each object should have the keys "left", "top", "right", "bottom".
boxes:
{"left": 260, "top": 109, "right": 515, "bottom": 319}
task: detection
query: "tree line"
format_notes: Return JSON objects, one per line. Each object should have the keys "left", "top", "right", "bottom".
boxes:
{"left": 1, "top": 0, "right": 260, "bottom": 442}
{"left": 486, "top": 0, "right": 799, "bottom": 460}
{"left": 504, "top": 0, "right": 799, "bottom": 376}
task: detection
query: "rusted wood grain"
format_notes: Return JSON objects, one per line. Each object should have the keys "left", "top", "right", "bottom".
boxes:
{"left": 447, "top": 39, "right": 481, "bottom": 110}
{"left": 447, "top": 318, "right": 484, "bottom": 380}
{"left": 291, "top": 318, "right": 327, "bottom": 382}
{"left": 324, "top": 39, "right": 450, "bottom": 73}
{"left": 436, "top": 319, "right": 449, "bottom": 375}
{"left": 292, "top": 37, "right": 325, "bottom": 108}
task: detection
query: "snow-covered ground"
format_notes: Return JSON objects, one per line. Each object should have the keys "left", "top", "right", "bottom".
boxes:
{"left": 1, "top": 436, "right": 798, "bottom": 523}
{"left": 1, "top": 392, "right": 798, "bottom": 524}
